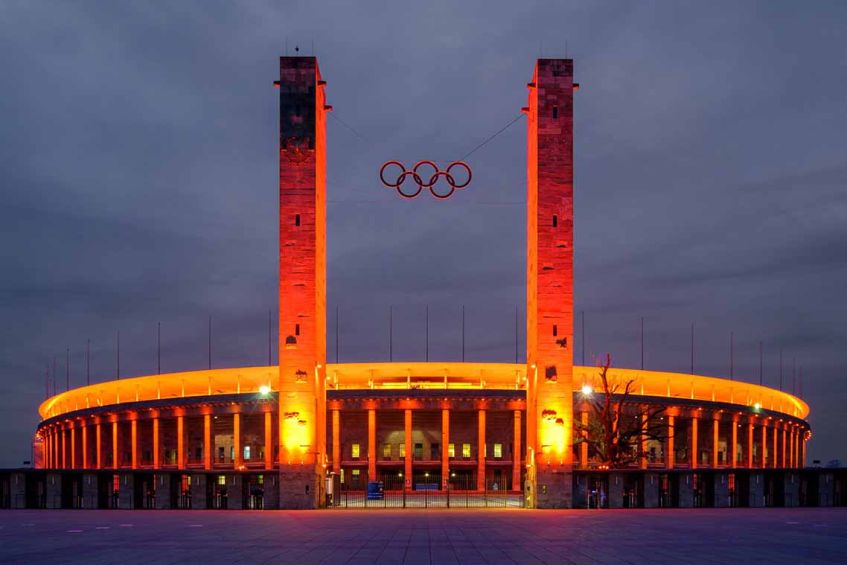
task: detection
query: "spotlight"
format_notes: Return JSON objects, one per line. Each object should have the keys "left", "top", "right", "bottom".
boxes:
{"left": 581, "top": 384, "right": 593, "bottom": 396}
{"left": 259, "top": 385, "right": 271, "bottom": 396}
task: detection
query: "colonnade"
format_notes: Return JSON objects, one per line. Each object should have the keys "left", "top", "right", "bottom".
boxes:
{"left": 575, "top": 407, "right": 807, "bottom": 470}
{"left": 40, "top": 409, "right": 276, "bottom": 472}
{"left": 330, "top": 408, "right": 523, "bottom": 492}
{"left": 40, "top": 405, "right": 808, "bottom": 473}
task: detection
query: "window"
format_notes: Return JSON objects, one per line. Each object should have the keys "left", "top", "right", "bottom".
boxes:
{"left": 494, "top": 443, "right": 503, "bottom": 459}
{"left": 295, "top": 214, "right": 300, "bottom": 226}
{"left": 351, "top": 443, "right": 360, "bottom": 459}
{"left": 553, "top": 325, "right": 558, "bottom": 337}
{"left": 414, "top": 443, "right": 423, "bottom": 459}
{"left": 553, "top": 215, "right": 558, "bottom": 227}
{"left": 431, "top": 443, "right": 440, "bottom": 460}
{"left": 243, "top": 446, "right": 251, "bottom": 460}
{"left": 295, "top": 324, "right": 300, "bottom": 336}
{"left": 399, "top": 443, "right": 405, "bottom": 458}
{"left": 351, "top": 469, "right": 360, "bottom": 486}
{"left": 552, "top": 105, "right": 559, "bottom": 119}
{"left": 448, "top": 443, "right": 455, "bottom": 458}
{"left": 462, "top": 443, "right": 471, "bottom": 458}
{"left": 217, "top": 475, "right": 226, "bottom": 485}
{"left": 382, "top": 443, "right": 391, "bottom": 459}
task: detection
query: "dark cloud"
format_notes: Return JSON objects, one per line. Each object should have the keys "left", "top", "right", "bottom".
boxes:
{"left": 1, "top": 1, "right": 845, "bottom": 466}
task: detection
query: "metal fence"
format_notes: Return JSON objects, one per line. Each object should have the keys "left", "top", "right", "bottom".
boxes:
{"left": 329, "top": 475, "right": 524, "bottom": 509}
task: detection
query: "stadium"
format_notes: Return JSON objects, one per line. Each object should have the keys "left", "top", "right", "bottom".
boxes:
{"left": 24, "top": 56, "right": 818, "bottom": 510}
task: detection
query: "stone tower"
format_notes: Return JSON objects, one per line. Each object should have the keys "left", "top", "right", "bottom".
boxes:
{"left": 277, "top": 56, "right": 328, "bottom": 508}
{"left": 525, "top": 59, "right": 576, "bottom": 508}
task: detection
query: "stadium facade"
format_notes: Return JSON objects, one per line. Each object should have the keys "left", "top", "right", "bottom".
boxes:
{"left": 24, "top": 57, "right": 816, "bottom": 510}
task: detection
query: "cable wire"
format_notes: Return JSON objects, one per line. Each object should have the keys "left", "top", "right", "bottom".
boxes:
{"left": 328, "top": 112, "right": 369, "bottom": 142}
{"left": 459, "top": 114, "right": 525, "bottom": 161}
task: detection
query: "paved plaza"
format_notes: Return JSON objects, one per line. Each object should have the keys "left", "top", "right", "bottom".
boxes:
{"left": 0, "top": 508, "right": 845, "bottom": 564}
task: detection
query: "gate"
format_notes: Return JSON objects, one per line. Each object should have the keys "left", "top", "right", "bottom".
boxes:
{"left": 329, "top": 473, "right": 523, "bottom": 509}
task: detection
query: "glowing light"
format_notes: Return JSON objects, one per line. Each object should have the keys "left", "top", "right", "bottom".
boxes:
{"left": 259, "top": 385, "right": 271, "bottom": 396}
{"left": 753, "top": 402, "right": 762, "bottom": 412}
{"left": 580, "top": 384, "right": 593, "bottom": 396}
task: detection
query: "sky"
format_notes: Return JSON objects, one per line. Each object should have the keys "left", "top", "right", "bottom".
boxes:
{"left": 1, "top": 0, "right": 845, "bottom": 467}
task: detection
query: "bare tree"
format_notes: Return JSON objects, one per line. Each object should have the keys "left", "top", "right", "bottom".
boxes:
{"left": 575, "top": 354, "right": 668, "bottom": 469}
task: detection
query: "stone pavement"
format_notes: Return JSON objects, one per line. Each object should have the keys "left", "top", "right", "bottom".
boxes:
{"left": 0, "top": 508, "right": 845, "bottom": 564}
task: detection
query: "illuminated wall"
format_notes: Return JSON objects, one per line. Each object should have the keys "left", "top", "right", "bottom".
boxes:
{"left": 278, "top": 56, "right": 327, "bottom": 506}
{"left": 525, "top": 59, "right": 576, "bottom": 508}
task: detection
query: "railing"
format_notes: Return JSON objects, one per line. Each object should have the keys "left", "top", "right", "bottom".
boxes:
{"left": 330, "top": 477, "right": 524, "bottom": 509}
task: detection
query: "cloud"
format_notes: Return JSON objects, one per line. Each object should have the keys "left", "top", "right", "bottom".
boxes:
{"left": 0, "top": 0, "right": 846, "bottom": 466}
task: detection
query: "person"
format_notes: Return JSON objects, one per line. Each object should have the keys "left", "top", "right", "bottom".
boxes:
{"left": 492, "top": 482, "right": 499, "bottom": 491}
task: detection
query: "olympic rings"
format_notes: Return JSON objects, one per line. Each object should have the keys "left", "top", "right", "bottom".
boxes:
{"left": 379, "top": 160, "right": 472, "bottom": 199}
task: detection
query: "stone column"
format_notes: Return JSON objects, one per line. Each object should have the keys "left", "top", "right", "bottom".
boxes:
{"left": 788, "top": 428, "right": 793, "bottom": 468}
{"left": 331, "top": 409, "right": 340, "bottom": 475}
{"left": 60, "top": 427, "right": 66, "bottom": 469}
{"left": 747, "top": 421, "right": 754, "bottom": 468}
{"left": 441, "top": 409, "right": 449, "bottom": 490}
{"left": 772, "top": 423, "right": 778, "bottom": 469}
{"left": 96, "top": 422, "right": 102, "bottom": 469}
{"left": 112, "top": 421, "right": 119, "bottom": 468}
{"left": 60, "top": 426, "right": 66, "bottom": 469}
{"left": 152, "top": 418, "right": 160, "bottom": 469}
{"left": 477, "top": 409, "right": 486, "bottom": 491}
{"left": 712, "top": 418, "right": 719, "bottom": 468}
{"left": 580, "top": 409, "right": 589, "bottom": 469}
{"left": 264, "top": 411, "right": 273, "bottom": 470}
{"left": 43, "top": 431, "right": 49, "bottom": 469}
{"left": 177, "top": 415, "right": 185, "bottom": 470}
{"left": 731, "top": 417, "right": 738, "bottom": 468}
{"left": 82, "top": 423, "right": 88, "bottom": 469}
{"left": 666, "top": 415, "right": 675, "bottom": 468}
{"left": 790, "top": 428, "right": 797, "bottom": 468}
{"left": 690, "top": 416, "right": 698, "bottom": 469}
{"left": 368, "top": 409, "right": 376, "bottom": 482}
{"left": 782, "top": 425, "right": 787, "bottom": 468}
{"left": 640, "top": 410, "right": 648, "bottom": 470}
{"left": 233, "top": 412, "right": 241, "bottom": 468}
{"left": 761, "top": 424, "right": 767, "bottom": 469}
{"left": 70, "top": 423, "right": 76, "bottom": 469}
{"left": 131, "top": 419, "right": 138, "bottom": 469}
{"left": 513, "top": 410, "right": 522, "bottom": 492}
{"left": 204, "top": 414, "right": 212, "bottom": 470}
{"left": 801, "top": 435, "right": 806, "bottom": 468}
{"left": 404, "top": 409, "right": 412, "bottom": 489}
